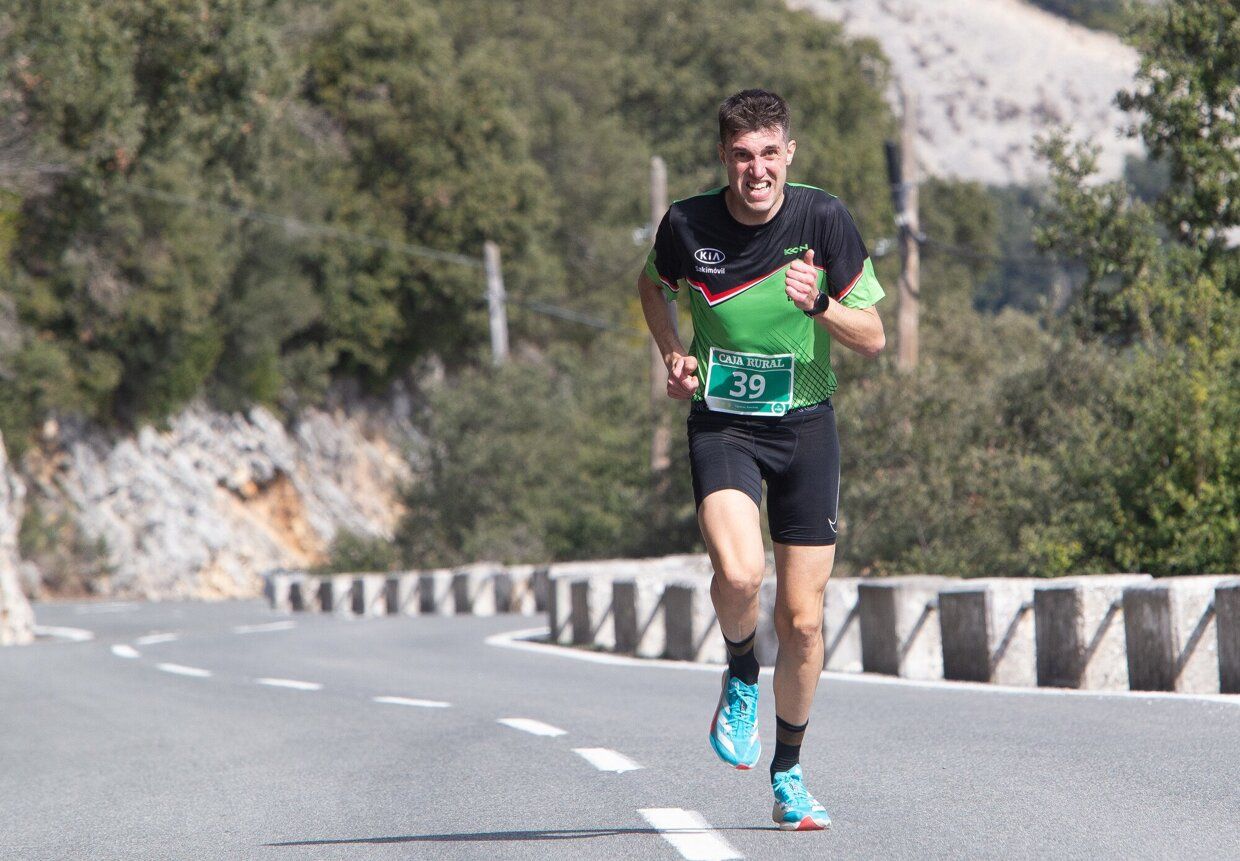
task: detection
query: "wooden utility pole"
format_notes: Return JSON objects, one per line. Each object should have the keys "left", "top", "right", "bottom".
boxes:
{"left": 483, "top": 240, "right": 509, "bottom": 366}
{"left": 649, "top": 155, "right": 673, "bottom": 477}
{"left": 896, "top": 86, "right": 920, "bottom": 372}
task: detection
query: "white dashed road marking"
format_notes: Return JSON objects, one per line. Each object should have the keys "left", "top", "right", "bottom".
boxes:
{"left": 134, "top": 633, "right": 179, "bottom": 646}
{"left": 233, "top": 621, "right": 297, "bottom": 635}
{"left": 573, "top": 748, "right": 643, "bottom": 773}
{"left": 638, "top": 808, "right": 743, "bottom": 861}
{"left": 156, "top": 663, "right": 212, "bottom": 678}
{"left": 73, "top": 602, "right": 136, "bottom": 615}
{"left": 110, "top": 645, "right": 141, "bottom": 659}
{"left": 32, "top": 625, "right": 95, "bottom": 642}
{"left": 496, "top": 717, "right": 567, "bottom": 737}
{"left": 373, "top": 696, "right": 451, "bottom": 709}
{"left": 256, "top": 678, "right": 323, "bottom": 691}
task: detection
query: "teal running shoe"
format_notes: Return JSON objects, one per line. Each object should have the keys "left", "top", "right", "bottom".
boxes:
{"left": 771, "top": 764, "right": 831, "bottom": 831}
{"left": 708, "top": 670, "right": 761, "bottom": 769}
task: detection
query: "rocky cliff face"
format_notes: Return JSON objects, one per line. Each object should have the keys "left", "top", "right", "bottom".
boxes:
{"left": 792, "top": 0, "right": 1143, "bottom": 184}
{"left": 21, "top": 393, "right": 419, "bottom": 600}
{"left": 1, "top": 433, "right": 35, "bottom": 645}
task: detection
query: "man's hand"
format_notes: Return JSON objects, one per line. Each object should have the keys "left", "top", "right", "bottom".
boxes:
{"left": 666, "top": 353, "right": 700, "bottom": 400}
{"left": 784, "top": 248, "right": 819, "bottom": 312}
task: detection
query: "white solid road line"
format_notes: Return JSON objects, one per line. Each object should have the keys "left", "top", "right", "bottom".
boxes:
{"left": 233, "top": 621, "right": 297, "bottom": 634}
{"left": 256, "top": 677, "right": 323, "bottom": 691}
{"left": 32, "top": 625, "right": 95, "bottom": 642}
{"left": 496, "top": 717, "right": 568, "bottom": 737}
{"left": 638, "top": 808, "right": 742, "bottom": 861}
{"left": 373, "top": 696, "right": 451, "bottom": 708}
{"left": 488, "top": 627, "right": 1240, "bottom": 708}
{"left": 573, "top": 747, "right": 643, "bottom": 773}
{"left": 134, "top": 632, "right": 179, "bottom": 645}
{"left": 110, "top": 644, "right": 141, "bottom": 659}
{"left": 156, "top": 663, "right": 212, "bottom": 678}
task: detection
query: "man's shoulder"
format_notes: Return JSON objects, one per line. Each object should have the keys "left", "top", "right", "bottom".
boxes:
{"left": 787, "top": 183, "right": 847, "bottom": 220}
{"left": 668, "top": 187, "right": 725, "bottom": 224}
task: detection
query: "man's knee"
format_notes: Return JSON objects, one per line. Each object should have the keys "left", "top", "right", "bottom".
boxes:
{"left": 775, "top": 607, "right": 824, "bottom": 653}
{"left": 712, "top": 559, "right": 764, "bottom": 600}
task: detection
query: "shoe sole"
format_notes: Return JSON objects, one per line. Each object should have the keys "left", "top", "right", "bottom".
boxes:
{"left": 775, "top": 815, "right": 830, "bottom": 831}
{"left": 709, "top": 672, "right": 760, "bottom": 769}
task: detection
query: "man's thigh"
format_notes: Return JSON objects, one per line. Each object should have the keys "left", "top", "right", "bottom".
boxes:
{"left": 772, "top": 542, "right": 836, "bottom": 620}
{"left": 697, "top": 489, "right": 765, "bottom": 580}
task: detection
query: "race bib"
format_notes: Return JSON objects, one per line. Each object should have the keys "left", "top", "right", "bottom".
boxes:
{"left": 703, "top": 347, "right": 794, "bottom": 417}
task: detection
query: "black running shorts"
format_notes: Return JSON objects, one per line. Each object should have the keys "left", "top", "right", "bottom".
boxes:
{"left": 686, "top": 400, "right": 841, "bottom": 546}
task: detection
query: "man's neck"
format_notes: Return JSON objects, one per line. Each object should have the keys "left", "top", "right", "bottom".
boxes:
{"left": 724, "top": 187, "right": 786, "bottom": 226}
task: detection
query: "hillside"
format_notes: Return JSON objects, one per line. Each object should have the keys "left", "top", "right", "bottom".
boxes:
{"left": 791, "top": 0, "right": 1144, "bottom": 184}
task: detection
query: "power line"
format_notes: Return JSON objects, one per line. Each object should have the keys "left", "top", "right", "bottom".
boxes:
{"left": 119, "top": 184, "right": 642, "bottom": 334}
{"left": 120, "top": 183, "right": 484, "bottom": 270}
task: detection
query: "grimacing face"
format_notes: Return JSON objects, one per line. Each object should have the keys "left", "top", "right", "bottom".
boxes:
{"left": 718, "top": 125, "right": 796, "bottom": 225}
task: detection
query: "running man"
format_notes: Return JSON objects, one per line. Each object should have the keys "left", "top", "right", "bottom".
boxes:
{"left": 637, "top": 89, "right": 886, "bottom": 830}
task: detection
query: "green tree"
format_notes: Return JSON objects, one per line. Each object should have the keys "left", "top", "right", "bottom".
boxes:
{"left": 1, "top": 0, "right": 302, "bottom": 429}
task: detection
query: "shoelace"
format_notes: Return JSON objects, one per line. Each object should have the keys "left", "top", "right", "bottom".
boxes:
{"left": 727, "top": 680, "right": 757, "bottom": 736}
{"left": 774, "top": 772, "right": 814, "bottom": 808}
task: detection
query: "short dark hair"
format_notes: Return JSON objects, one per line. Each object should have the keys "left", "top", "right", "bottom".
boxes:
{"left": 718, "top": 89, "right": 791, "bottom": 146}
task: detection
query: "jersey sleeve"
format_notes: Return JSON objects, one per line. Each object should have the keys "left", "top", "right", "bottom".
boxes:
{"left": 817, "top": 198, "right": 885, "bottom": 310}
{"left": 643, "top": 210, "right": 683, "bottom": 301}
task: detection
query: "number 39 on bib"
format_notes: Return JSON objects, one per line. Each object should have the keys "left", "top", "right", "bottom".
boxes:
{"left": 703, "top": 347, "right": 794, "bottom": 417}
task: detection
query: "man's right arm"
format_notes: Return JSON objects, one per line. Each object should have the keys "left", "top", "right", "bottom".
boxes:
{"left": 637, "top": 271, "right": 699, "bottom": 399}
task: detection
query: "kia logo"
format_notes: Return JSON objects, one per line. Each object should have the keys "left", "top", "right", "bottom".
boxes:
{"left": 694, "top": 248, "right": 726, "bottom": 265}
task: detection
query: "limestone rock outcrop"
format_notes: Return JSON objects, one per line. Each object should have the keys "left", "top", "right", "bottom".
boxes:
{"left": 24, "top": 393, "right": 419, "bottom": 600}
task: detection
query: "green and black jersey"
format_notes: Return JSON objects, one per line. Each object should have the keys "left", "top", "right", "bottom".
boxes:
{"left": 644, "top": 184, "right": 884, "bottom": 413}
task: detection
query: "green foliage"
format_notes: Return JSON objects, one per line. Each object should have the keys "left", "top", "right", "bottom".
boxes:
{"left": 833, "top": 0, "right": 1240, "bottom": 578}
{"left": 317, "top": 529, "right": 400, "bottom": 574}
{"left": 1023, "top": 0, "right": 1131, "bottom": 34}
{"left": 400, "top": 343, "right": 697, "bottom": 567}
{"left": 2, "top": 0, "right": 303, "bottom": 427}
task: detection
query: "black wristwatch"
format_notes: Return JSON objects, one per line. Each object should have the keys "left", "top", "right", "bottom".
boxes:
{"left": 804, "top": 291, "right": 830, "bottom": 318}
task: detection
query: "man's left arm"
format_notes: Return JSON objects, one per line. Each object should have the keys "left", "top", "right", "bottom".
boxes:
{"left": 785, "top": 249, "right": 885, "bottom": 358}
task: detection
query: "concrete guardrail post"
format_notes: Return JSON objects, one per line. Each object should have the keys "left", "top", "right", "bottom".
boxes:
{"left": 824, "top": 578, "right": 862, "bottom": 673}
{"left": 547, "top": 574, "right": 574, "bottom": 645}
{"left": 1033, "top": 574, "right": 1150, "bottom": 689}
{"left": 351, "top": 574, "right": 386, "bottom": 617}
{"left": 755, "top": 580, "right": 779, "bottom": 668}
{"left": 287, "top": 573, "right": 311, "bottom": 611}
{"left": 266, "top": 571, "right": 292, "bottom": 611}
{"left": 453, "top": 562, "right": 504, "bottom": 616}
{"left": 314, "top": 576, "right": 337, "bottom": 613}
{"left": 939, "top": 579, "right": 1038, "bottom": 686}
{"left": 1215, "top": 581, "right": 1240, "bottom": 694}
{"left": 418, "top": 568, "right": 455, "bottom": 616}
{"left": 663, "top": 579, "right": 725, "bottom": 664}
{"left": 613, "top": 576, "right": 667, "bottom": 658}
{"left": 569, "top": 576, "right": 616, "bottom": 649}
{"left": 331, "top": 574, "right": 359, "bottom": 616}
{"left": 858, "top": 577, "right": 948, "bottom": 679}
{"left": 505, "top": 565, "right": 539, "bottom": 616}
{"left": 384, "top": 572, "right": 419, "bottom": 616}
{"left": 531, "top": 566, "right": 550, "bottom": 612}
{"left": 1123, "top": 576, "right": 1237, "bottom": 693}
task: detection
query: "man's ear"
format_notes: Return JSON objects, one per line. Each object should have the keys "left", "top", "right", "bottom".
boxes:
{"left": 786, "top": 139, "right": 796, "bottom": 164}
{"left": 717, "top": 141, "right": 726, "bottom": 165}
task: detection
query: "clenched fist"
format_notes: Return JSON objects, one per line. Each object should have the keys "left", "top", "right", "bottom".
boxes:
{"left": 784, "top": 248, "right": 820, "bottom": 312}
{"left": 666, "top": 353, "right": 699, "bottom": 400}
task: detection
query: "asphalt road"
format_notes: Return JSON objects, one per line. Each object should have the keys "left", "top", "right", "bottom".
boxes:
{"left": 3, "top": 599, "right": 1238, "bottom": 860}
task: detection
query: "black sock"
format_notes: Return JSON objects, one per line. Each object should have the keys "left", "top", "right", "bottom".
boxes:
{"left": 723, "top": 629, "right": 759, "bottom": 685}
{"left": 770, "top": 715, "right": 808, "bottom": 780}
